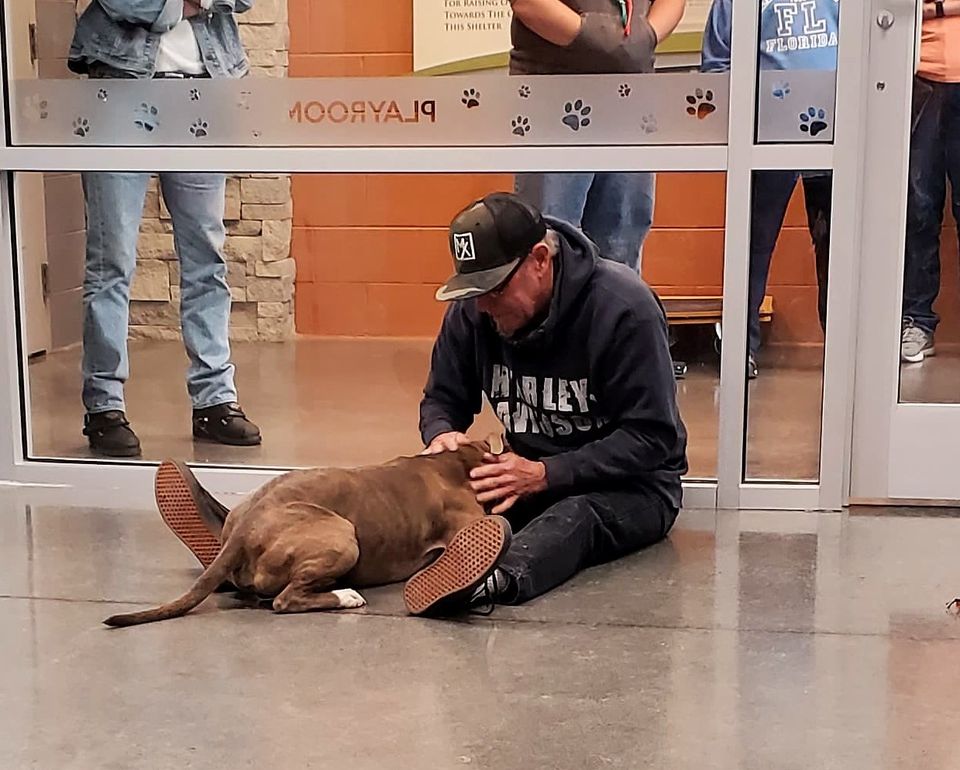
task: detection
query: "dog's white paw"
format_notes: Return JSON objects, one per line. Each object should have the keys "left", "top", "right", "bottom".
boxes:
{"left": 333, "top": 589, "right": 366, "bottom": 609}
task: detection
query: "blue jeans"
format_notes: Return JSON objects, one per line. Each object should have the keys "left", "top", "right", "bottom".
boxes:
{"left": 81, "top": 172, "right": 237, "bottom": 413}
{"left": 902, "top": 77, "right": 960, "bottom": 334}
{"left": 748, "top": 171, "right": 832, "bottom": 355}
{"left": 514, "top": 172, "right": 656, "bottom": 271}
{"left": 498, "top": 487, "right": 677, "bottom": 604}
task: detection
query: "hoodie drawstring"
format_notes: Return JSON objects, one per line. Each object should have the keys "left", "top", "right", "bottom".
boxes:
{"left": 616, "top": 0, "right": 634, "bottom": 35}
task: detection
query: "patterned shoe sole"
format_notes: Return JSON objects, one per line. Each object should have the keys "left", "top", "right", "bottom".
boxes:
{"left": 155, "top": 460, "right": 221, "bottom": 569}
{"left": 403, "top": 516, "right": 511, "bottom": 616}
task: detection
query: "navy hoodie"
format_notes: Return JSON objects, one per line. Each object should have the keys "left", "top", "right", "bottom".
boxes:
{"left": 419, "top": 219, "right": 688, "bottom": 510}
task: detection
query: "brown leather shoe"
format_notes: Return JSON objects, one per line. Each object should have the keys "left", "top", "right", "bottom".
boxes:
{"left": 403, "top": 516, "right": 512, "bottom": 616}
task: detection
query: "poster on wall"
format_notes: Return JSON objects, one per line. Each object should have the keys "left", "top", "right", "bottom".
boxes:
{"left": 412, "top": 0, "right": 711, "bottom": 75}
{"left": 675, "top": 0, "right": 712, "bottom": 35}
{"left": 413, "top": 0, "right": 513, "bottom": 75}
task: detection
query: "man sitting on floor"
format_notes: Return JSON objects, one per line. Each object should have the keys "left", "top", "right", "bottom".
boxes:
{"left": 416, "top": 192, "right": 687, "bottom": 607}
{"left": 156, "top": 192, "right": 687, "bottom": 614}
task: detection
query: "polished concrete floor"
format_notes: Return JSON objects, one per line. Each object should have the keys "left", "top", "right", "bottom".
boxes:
{"left": 27, "top": 338, "right": 825, "bottom": 480}
{"left": 2, "top": 487, "right": 959, "bottom": 769}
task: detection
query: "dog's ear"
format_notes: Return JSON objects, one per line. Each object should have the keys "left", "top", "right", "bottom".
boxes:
{"left": 486, "top": 432, "right": 505, "bottom": 456}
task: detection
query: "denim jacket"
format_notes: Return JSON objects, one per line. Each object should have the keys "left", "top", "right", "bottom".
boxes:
{"left": 69, "top": 0, "right": 252, "bottom": 79}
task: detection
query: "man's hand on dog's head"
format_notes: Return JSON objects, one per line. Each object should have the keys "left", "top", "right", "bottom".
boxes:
{"left": 470, "top": 452, "right": 547, "bottom": 514}
{"left": 422, "top": 431, "right": 472, "bottom": 455}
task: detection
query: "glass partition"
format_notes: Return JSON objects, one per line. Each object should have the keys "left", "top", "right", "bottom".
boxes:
{"left": 898, "top": 66, "right": 960, "bottom": 405}
{"left": 753, "top": 0, "right": 840, "bottom": 144}
{"left": 0, "top": 0, "right": 853, "bottom": 507}
{"left": 7, "top": 0, "right": 731, "bottom": 147}
{"left": 743, "top": 170, "right": 832, "bottom": 482}
{"left": 19, "top": 169, "right": 727, "bottom": 480}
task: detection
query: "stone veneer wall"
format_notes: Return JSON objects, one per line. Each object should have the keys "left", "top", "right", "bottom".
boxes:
{"left": 129, "top": 0, "right": 294, "bottom": 342}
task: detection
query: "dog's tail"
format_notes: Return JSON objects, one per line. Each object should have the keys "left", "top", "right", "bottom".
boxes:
{"left": 103, "top": 535, "right": 243, "bottom": 628}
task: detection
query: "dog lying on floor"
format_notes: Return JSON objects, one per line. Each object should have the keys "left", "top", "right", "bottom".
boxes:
{"left": 103, "top": 437, "right": 512, "bottom": 627}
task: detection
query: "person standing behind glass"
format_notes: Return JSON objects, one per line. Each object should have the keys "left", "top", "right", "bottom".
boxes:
{"left": 701, "top": 0, "right": 839, "bottom": 378}
{"left": 510, "top": 0, "right": 687, "bottom": 273}
{"left": 901, "top": 3, "right": 960, "bottom": 363}
{"left": 68, "top": 0, "right": 261, "bottom": 457}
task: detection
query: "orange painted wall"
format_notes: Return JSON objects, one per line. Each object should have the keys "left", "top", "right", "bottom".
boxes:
{"left": 288, "top": 0, "right": 827, "bottom": 343}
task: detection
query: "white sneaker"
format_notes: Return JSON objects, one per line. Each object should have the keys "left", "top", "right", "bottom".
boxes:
{"left": 901, "top": 320, "right": 935, "bottom": 363}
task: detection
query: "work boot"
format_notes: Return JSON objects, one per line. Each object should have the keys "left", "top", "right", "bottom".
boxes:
{"left": 83, "top": 410, "right": 141, "bottom": 458}
{"left": 403, "top": 516, "right": 512, "bottom": 616}
{"left": 192, "top": 402, "right": 261, "bottom": 446}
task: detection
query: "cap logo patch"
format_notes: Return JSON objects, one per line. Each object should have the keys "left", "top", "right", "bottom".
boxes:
{"left": 453, "top": 232, "right": 476, "bottom": 262}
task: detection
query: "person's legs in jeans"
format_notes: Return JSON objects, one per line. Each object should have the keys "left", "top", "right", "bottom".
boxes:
{"left": 942, "top": 84, "right": 960, "bottom": 302}
{"left": 581, "top": 172, "right": 656, "bottom": 272}
{"left": 903, "top": 79, "right": 946, "bottom": 335}
{"left": 801, "top": 172, "right": 833, "bottom": 333}
{"left": 515, "top": 172, "right": 655, "bottom": 272}
{"left": 748, "top": 171, "right": 800, "bottom": 356}
{"left": 496, "top": 488, "right": 678, "bottom": 604}
{"left": 81, "top": 172, "right": 152, "bottom": 414}
{"left": 515, "top": 172, "right": 594, "bottom": 230}
{"left": 159, "top": 172, "right": 237, "bottom": 410}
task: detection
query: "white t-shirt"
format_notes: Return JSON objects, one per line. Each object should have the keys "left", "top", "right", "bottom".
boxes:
{"left": 155, "top": 1, "right": 214, "bottom": 75}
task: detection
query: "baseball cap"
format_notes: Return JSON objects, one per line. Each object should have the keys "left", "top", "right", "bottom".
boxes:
{"left": 436, "top": 192, "right": 548, "bottom": 302}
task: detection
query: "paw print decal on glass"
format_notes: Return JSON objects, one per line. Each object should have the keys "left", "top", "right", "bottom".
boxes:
{"left": 189, "top": 88, "right": 201, "bottom": 102}
{"left": 134, "top": 103, "right": 159, "bottom": 132}
{"left": 518, "top": 84, "right": 531, "bottom": 99}
{"left": 511, "top": 115, "right": 531, "bottom": 137}
{"left": 686, "top": 89, "right": 716, "bottom": 120}
{"left": 618, "top": 84, "right": 631, "bottom": 98}
{"left": 73, "top": 117, "right": 90, "bottom": 137}
{"left": 190, "top": 119, "right": 209, "bottom": 138}
{"left": 640, "top": 114, "right": 658, "bottom": 135}
{"left": 772, "top": 81, "right": 791, "bottom": 100}
{"left": 799, "top": 107, "right": 829, "bottom": 137}
{"left": 97, "top": 88, "right": 109, "bottom": 103}
{"left": 461, "top": 88, "right": 481, "bottom": 108}
{"left": 562, "top": 99, "right": 592, "bottom": 131}
{"left": 24, "top": 95, "right": 48, "bottom": 122}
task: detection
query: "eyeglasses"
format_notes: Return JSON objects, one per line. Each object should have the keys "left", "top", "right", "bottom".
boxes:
{"left": 487, "top": 251, "right": 530, "bottom": 297}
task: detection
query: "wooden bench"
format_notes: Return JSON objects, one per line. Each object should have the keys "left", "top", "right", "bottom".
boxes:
{"left": 661, "top": 295, "right": 774, "bottom": 327}
{"left": 660, "top": 295, "right": 774, "bottom": 377}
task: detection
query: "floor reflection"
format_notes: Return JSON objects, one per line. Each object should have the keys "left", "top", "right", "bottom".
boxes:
{"left": 28, "top": 338, "right": 825, "bottom": 479}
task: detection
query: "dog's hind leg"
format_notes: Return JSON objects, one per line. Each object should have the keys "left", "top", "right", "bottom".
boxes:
{"left": 271, "top": 542, "right": 363, "bottom": 614}
{"left": 270, "top": 507, "right": 364, "bottom": 614}
{"left": 273, "top": 583, "right": 367, "bottom": 613}
{"left": 271, "top": 551, "right": 366, "bottom": 613}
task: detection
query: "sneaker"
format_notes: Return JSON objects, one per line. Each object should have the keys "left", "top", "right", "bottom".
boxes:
{"left": 747, "top": 353, "right": 759, "bottom": 380}
{"left": 901, "top": 320, "right": 935, "bottom": 363}
{"left": 83, "top": 410, "right": 141, "bottom": 458}
{"left": 192, "top": 402, "right": 262, "bottom": 446}
{"left": 465, "top": 568, "right": 515, "bottom": 615}
{"left": 155, "top": 460, "right": 224, "bottom": 569}
{"left": 403, "top": 516, "right": 512, "bottom": 616}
